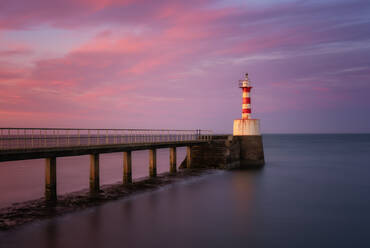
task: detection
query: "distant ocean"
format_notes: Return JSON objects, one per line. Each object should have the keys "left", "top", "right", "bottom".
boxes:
{"left": 1, "top": 134, "right": 370, "bottom": 248}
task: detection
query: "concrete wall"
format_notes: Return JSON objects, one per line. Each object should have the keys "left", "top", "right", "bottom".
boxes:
{"left": 180, "top": 135, "right": 264, "bottom": 170}
{"left": 235, "top": 135, "right": 265, "bottom": 168}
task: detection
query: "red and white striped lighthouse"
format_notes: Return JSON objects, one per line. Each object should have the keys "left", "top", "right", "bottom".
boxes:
{"left": 239, "top": 73, "right": 252, "bottom": 120}
{"left": 233, "top": 72, "right": 265, "bottom": 167}
{"left": 233, "top": 72, "right": 261, "bottom": 136}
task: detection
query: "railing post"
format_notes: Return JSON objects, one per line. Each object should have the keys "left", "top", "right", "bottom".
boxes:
{"left": 123, "top": 151, "right": 132, "bottom": 184}
{"left": 90, "top": 154, "right": 100, "bottom": 195}
{"left": 43, "top": 129, "right": 46, "bottom": 147}
{"left": 56, "top": 130, "right": 59, "bottom": 146}
{"left": 31, "top": 129, "right": 34, "bottom": 147}
{"left": 24, "top": 129, "right": 26, "bottom": 149}
{"left": 17, "top": 129, "right": 21, "bottom": 148}
{"left": 45, "top": 157, "right": 57, "bottom": 203}
{"left": 38, "top": 129, "right": 41, "bottom": 148}
{"left": 186, "top": 146, "right": 192, "bottom": 169}
{"left": 7, "top": 129, "right": 10, "bottom": 149}
{"left": 149, "top": 149, "right": 157, "bottom": 177}
{"left": 170, "top": 147, "right": 177, "bottom": 173}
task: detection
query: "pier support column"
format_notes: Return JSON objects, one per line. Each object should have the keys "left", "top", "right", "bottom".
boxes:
{"left": 170, "top": 147, "right": 177, "bottom": 173}
{"left": 186, "top": 146, "right": 192, "bottom": 169}
{"left": 45, "top": 157, "right": 57, "bottom": 202}
{"left": 236, "top": 135, "right": 265, "bottom": 168}
{"left": 123, "top": 151, "right": 132, "bottom": 184}
{"left": 90, "top": 154, "right": 100, "bottom": 194}
{"left": 149, "top": 149, "right": 157, "bottom": 177}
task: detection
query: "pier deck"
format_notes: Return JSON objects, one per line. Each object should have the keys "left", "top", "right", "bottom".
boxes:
{"left": 0, "top": 140, "right": 208, "bottom": 162}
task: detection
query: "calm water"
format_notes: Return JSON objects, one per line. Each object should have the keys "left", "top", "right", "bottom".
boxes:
{"left": 1, "top": 134, "right": 370, "bottom": 247}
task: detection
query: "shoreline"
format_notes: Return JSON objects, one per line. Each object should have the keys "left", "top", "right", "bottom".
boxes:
{"left": 0, "top": 168, "right": 220, "bottom": 231}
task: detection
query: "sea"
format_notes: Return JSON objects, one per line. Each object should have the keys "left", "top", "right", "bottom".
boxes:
{"left": 0, "top": 134, "right": 370, "bottom": 248}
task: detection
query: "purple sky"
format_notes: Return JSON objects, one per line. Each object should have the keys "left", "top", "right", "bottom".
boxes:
{"left": 0, "top": 0, "right": 369, "bottom": 133}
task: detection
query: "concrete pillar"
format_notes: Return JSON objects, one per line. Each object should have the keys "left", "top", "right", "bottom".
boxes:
{"left": 90, "top": 154, "right": 100, "bottom": 194}
{"left": 186, "top": 146, "right": 191, "bottom": 168}
{"left": 170, "top": 147, "right": 177, "bottom": 173}
{"left": 236, "top": 135, "right": 265, "bottom": 168}
{"left": 45, "top": 157, "right": 57, "bottom": 202}
{"left": 123, "top": 151, "right": 132, "bottom": 184}
{"left": 149, "top": 149, "right": 157, "bottom": 177}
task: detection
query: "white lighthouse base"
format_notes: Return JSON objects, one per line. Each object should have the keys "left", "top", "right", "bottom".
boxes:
{"left": 233, "top": 119, "right": 261, "bottom": 136}
{"left": 233, "top": 119, "right": 264, "bottom": 168}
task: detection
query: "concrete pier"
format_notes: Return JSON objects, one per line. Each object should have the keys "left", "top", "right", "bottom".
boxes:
{"left": 235, "top": 135, "right": 264, "bottom": 168}
{"left": 0, "top": 139, "right": 210, "bottom": 205}
{"left": 123, "top": 151, "right": 132, "bottom": 184}
{"left": 149, "top": 149, "right": 157, "bottom": 177}
{"left": 170, "top": 147, "right": 176, "bottom": 173}
{"left": 180, "top": 136, "right": 240, "bottom": 170}
{"left": 179, "top": 134, "right": 264, "bottom": 169}
{"left": 0, "top": 135, "right": 215, "bottom": 208}
{"left": 89, "top": 154, "right": 100, "bottom": 194}
{"left": 186, "top": 146, "right": 192, "bottom": 169}
{"left": 45, "top": 157, "right": 57, "bottom": 202}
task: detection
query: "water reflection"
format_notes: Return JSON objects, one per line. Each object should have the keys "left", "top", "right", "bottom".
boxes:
{"left": 45, "top": 220, "right": 57, "bottom": 248}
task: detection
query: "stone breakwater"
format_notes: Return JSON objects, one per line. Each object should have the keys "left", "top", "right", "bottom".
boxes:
{"left": 180, "top": 135, "right": 264, "bottom": 169}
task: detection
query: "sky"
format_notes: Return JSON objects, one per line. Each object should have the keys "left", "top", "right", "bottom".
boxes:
{"left": 0, "top": 0, "right": 369, "bottom": 133}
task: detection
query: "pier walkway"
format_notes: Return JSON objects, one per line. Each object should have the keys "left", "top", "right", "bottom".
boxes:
{"left": 0, "top": 128, "right": 213, "bottom": 202}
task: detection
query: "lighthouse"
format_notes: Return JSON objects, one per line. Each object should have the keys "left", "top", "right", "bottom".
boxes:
{"left": 233, "top": 73, "right": 264, "bottom": 167}
{"left": 178, "top": 72, "right": 264, "bottom": 170}
{"left": 233, "top": 73, "right": 261, "bottom": 135}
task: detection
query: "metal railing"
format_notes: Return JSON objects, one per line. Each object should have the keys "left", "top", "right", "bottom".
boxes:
{"left": 0, "top": 128, "right": 213, "bottom": 150}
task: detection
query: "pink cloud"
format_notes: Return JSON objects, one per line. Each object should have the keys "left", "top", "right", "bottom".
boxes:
{"left": 0, "top": 46, "right": 32, "bottom": 57}
{"left": 0, "top": 0, "right": 369, "bottom": 132}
